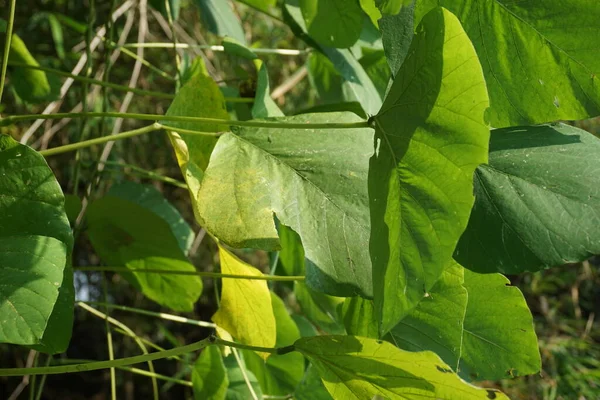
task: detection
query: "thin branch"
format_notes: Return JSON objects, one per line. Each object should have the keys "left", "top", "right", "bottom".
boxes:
{"left": 122, "top": 42, "right": 308, "bottom": 56}
{"left": 74, "top": 266, "right": 306, "bottom": 282}
{"left": 271, "top": 65, "right": 308, "bottom": 100}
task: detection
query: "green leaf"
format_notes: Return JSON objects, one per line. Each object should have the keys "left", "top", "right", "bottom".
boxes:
{"left": 379, "top": 1, "right": 414, "bottom": 78}
{"left": 243, "top": 292, "right": 305, "bottom": 395}
{"left": 294, "top": 335, "right": 508, "bottom": 399}
{"left": 284, "top": 0, "right": 383, "bottom": 115}
{"left": 224, "top": 354, "right": 264, "bottom": 399}
{"left": 107, "top": 181, "right": 195, "bottom": 254}
{"left": 86, "top": 196, "right": 202, "bottom": 311}
{"left": 193, "top": 346, "right": 229, "bottom": 400}
{"left": 299, "top": 0, "right": 363, "bottom": 48}
{"left": 195, "top": 0, "right": 246, "bottom": 44}
{"left": 164, "top": 73, "right": 229, "bottom": 171}
{"left": 369, "top": 7, "right": 489, "bottom": 335}
{"left": 459, "top": 270, "right": 540, "bottom": 380}
{"left": 389, "top": 264, "right": 540, "bottom": 381}
{"left": 295, "top": 282, "right": 345, "bottom": 334}
{"left": 359, "top": 0, "right": 382, "bottom": 28}
{"left": 212, "top": 246, "right": 276, "bottom": 358}
{"left": 295, "top": 102, "right": 367, "bottom": 119}
{"left": 341, "top": 297, "right": 378, "bottom": 338}
{"left": 295, "top": 364, "right": 333, "bottom": 400}
{"left": 457, "top": 123, "right": 600, "bottom": 274}
{"left": 8, "top": 34, "right": 53, "bottom": 103}
{"left": 359, "top": 49, "right": 390, "bottom": 99}
{"left": 416, "top": 0, "right": 600, "bottom": 127}
{"left": 388, "top": 262, "right": 467, "bottom": 370}
{"left": 0, "top": 134, "right": 73, "bottom": 352}
{"left": 307, "top": 51, "right": 346, "bottom": 105}
{"left": 277, "top": 224, "right": 306, "bottom": 277}
{"left": 196, "top": 112, "right": 373, "bottom": 297}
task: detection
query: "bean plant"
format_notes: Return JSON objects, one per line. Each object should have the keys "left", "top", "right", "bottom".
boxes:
{"left": 1, "top": 0, "right": 599, "bottom": 399}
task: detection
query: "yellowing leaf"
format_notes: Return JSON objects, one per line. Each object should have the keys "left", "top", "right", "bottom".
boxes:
{"left": 212, "top": 246, "right": 276, "bottom": 359}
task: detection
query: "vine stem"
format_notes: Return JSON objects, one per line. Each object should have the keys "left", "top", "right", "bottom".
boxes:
{"left": 0, "top": 335, "right": 296, "bottom": 377}
{"left": 0, "top": 0, "right": 17, "bottom": 104}
{"left": 74, "top": 265, "right": 305, "bottom": 282}
{"left": 0, "top": 337, "right": 212, "bottom": 377}
{"left": 2, "top": 112, "right": 370, "bottom": 130}
{"left": 122, "top": 42, "right": 306, "bottom": 56}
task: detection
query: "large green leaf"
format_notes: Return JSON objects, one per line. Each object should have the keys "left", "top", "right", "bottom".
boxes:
{"left": 193, "top": 346, "right": 229, "bottom": 400}
{"left": 0, "top": 134, "right": 73, "bottom": 352}
{"left": 457, "top": 123, "right": 600, "bottom": 274}
{"left": 107, "top": 181, "right": 195, "bottom": 254}
{"left": 295, "top": 335, "right": 508, "bottom": 399}
{"left": 212, "top": 246, "right": 276, "bottom": 358}
{"left": 7, "top": 34, "right": 53, "bottom": 103}
{"left": 86, "top": 196, "right": 202, "bottom": 311}
{"left": 389, "top": 264, "right": 540, "bottom": 380}
{"left": 369, "top": 7, "right": 489, "bottom": 335}
{"left": 196, "top": 112, "right": 373, "bottom": 297}
{"left": 243, "top": 292, "right": 305, "bottom": 395}
{"left": 195, "top": 0, "right": 246, "bottom": 44}
{"left": 459, "top": 270, "right": 540, "bottom": 380}
{"left": 299, "top": 0, "right": 363, "bottom": 48}
{"left": 416, "top": 0, "right": 600, "bottom": 127}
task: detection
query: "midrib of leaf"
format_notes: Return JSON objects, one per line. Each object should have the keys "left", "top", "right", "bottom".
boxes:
{"left": 462, "top": 328, "right": 509, "bottom": 352}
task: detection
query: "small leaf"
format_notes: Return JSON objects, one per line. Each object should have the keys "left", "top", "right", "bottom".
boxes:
{"left": 224, "top": 354, "right": 264, "bottom": 399}
{"left": 416, "top": 0, "right": 600, "bottom": 127}
{"left": 8, "top": 34, "right": 53, "bottom": 103}
{"left": 376, "top": 0, "right": 412, "bottom": 15}
{"left": 459, "top": 270, "right": 541, "bottom": 380}
{"left": 295, "top": 282, "right": 345, "bottom": 335}
{"left": 369, "top": 7, "right": 489, "bottom": 335}
{"left": 457, "top": 123, "right": 600, "bottom": 274}
{"left": 197, "top": 112, "right": 373, "bottom": 296}
{"left": 359, "top": 0, "right": 382, "bottom": 28}
{"left": 86, "top": 197, "right": 202, "bottom": 311}
{"left": 295, "top": 364, "right": 333, "bottom": 400}
{"left": 379, "top": 1, "right": 414, "bottom": 78}
{"left": 341, "top": 296, "right": 378, "bottom": 339}
{"left": 299, "top": 0, "right": 363, "bottom": 48}
{"left": 0, "top": 134, "right": 73, "bottom": 352}
{"left": 193, "top": 346, "right": 229, "bottom": 400}
{"left": 212, "top": 246, "right": 276, "bottom": 359}
{"left": 195, "top": 0, "right": 246, "bottom": 44}
{"left": 295, "top": 335, "right": 508, "bottom": 399}
{"left": 238, "top": 0, "right": 276, "bottom": 12}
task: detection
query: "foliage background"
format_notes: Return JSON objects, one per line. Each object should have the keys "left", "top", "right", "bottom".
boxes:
{"left": 0, "top": 0, "right": 598, "bottom": 399}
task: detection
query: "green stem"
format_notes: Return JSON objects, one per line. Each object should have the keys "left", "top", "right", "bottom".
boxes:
{"left": 0, "top": 0, "right": 17, "bottom": 104}
{"left": 0, "top": 338, "right": 213, "bottom": 377}
{"left": 82, "top": 301, "right": 216, "bottom": 328}
{"left": 99, "top": 161, "right": 187, "bottom": 188}
{"left": 2, "top": 112, "right": 370, "bottom": 130}
{"left": 39, "top": 123, "right": 162, "bottom": 156}
{"left": 122, "top": 43, "right": 306, "bottom": 56}
{"left": 51, "top": 359, "right": 193, "bottom": 387}
{"left": 74, "top": 266, "right": 305, "bottom": 281}
{"left": 7, "top": 62, "right": 175, "bottom": 99}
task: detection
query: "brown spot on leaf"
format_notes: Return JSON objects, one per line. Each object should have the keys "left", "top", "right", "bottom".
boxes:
{"left": 486, "top": 390, "right": 498, "bottom": 399}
